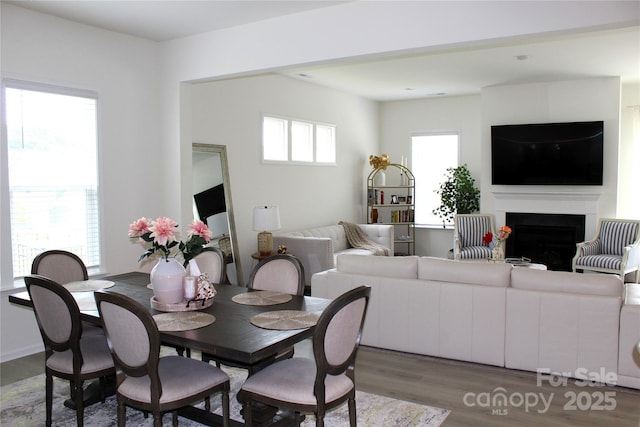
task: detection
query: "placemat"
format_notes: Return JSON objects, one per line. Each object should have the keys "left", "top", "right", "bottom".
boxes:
{"left": 64, "top": 279, "right": 115, "bottom": 292}
{"left": 250, "top": 310, "right": 319, "bottom": 330}
{"left": 232, "top": 291, "right": 292, "bottom": 306}
{"left": 153, "top": 312, "right": 216, "bottom": 332}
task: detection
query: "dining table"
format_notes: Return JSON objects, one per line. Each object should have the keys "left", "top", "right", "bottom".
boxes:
{"left": 9, "top": 271, "right": 332, "bottom": 427}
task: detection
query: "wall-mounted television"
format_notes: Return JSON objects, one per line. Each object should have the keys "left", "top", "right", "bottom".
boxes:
{"left": 491, "top": 121, "right": 603, "bottom": 185}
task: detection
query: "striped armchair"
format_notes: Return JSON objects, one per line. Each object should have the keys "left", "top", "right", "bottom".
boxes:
{"left": 454, "top": 214, "right": 496, "bottom": 260}
{"left": 572, "top": 218, "right": 640, "bottom": 283}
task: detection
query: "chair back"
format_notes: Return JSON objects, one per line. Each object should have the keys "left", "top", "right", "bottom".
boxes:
{"left": 95, "top": 291, "right": 160, "bottom": 386}
{"left": 185, "top": 247, "right": 226, "bottom": 284}
{"left": 599, "top": 219, "right": 640, "bottom": 255}
{"left": 248, "top": 255, "right": 305, "bottom": 296}
{"left": 24, "top": 275, "right": 82, "bottom": 360}
{"left": 31, "top": 249, "right": 88, "bottom": 284}
{"left": 455, "top": 214, "right": 495, "bottom": 248}
{"left": 313, "top": 285, "right": 371, "bottom": 389}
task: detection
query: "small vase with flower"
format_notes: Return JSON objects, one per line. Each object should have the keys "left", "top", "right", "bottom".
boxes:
{"left": 483, "top": 225, "right": 512, "bottom": 262}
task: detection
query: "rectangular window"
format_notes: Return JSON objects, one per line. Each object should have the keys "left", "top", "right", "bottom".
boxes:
{"left": 412, "top": 133, "right": 459, "bottom": 227}
{"left": 3, "top": 80, "right": 101, "bottom": 278}
{"left": 262, "top": 115, "right": 336, "bottom": 164}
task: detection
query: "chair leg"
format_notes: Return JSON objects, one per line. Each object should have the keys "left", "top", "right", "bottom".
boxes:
{"left": 117, "top": 399, "right": 126, "bottom": 427}
{"left": 205, "top": 395, "right": 211, "bottom": 411}
{"left": 348, "top": 397, "right": 357, "bottom": 427}
{"left": 153, "top": 412, "right": 163, "bottom": 427}
{"left": 172, "top": 410, "right": 178, "bottom": 427}
{"left": 222, "top": 391, "right": 229, "bottom": 427}
{"left": 73, "top": 380, "right": 84, "bottom": 427}
{"left": 243, "top": 401, "right": 252, "bottom": 426}
{"left": 45, "top": 374, "right": 53, "bottom": 427}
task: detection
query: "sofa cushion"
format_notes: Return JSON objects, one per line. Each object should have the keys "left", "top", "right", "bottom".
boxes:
{"left": 281, "top": 225, "right": 349, "bottom": 251}
{"left": 337, "top": 254, "right": 418, "bottom": 279}
{"left": 511, "top": 268, "right": 623, "bottom": 297}
{"left": 417, "top": 257, "right": 512, "bottom": 287}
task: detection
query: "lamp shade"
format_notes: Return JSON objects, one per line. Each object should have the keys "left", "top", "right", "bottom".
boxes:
{"left": 252, "top": 206, "right": 281, "bottom": 232}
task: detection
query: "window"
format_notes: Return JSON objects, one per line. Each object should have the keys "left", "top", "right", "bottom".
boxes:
{"left": 2, "top": 80, "right": 101, "bottom": 278}
{"left": 411, "top": 133, "right": 459, "bottom": 227}
{"left": 262, "top": 115, "right": 336, "bottom": 164}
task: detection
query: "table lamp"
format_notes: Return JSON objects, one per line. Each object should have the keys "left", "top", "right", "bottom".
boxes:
{"left": 253, "top": 206, "right": 281, "bottom": 256}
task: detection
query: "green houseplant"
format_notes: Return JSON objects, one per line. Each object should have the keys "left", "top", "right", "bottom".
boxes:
{"left": 432, "top": 164, "right": 480, "bottom": 227}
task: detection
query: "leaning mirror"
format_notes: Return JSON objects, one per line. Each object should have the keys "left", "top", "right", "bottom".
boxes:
{"left": 191, "top": 143, "right": 243, "bottom": 285}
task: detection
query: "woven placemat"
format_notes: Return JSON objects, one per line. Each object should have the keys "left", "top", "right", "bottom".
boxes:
{"left": 250, "top": 310, "right": 319, "bottom": 330}
{"left": 153, "top": 312, "right": 216, "bottom": 332}
{"left": 64, "top": 279, "right": 115, "bottom": 292}
{"left": 232, "top": 291, "right": 292, "bottom": 306}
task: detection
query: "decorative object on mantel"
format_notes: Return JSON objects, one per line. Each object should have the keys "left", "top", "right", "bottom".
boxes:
{"left": 253, "top": 206, "right": 281, "bottom": 256}
{"left": 484, "top": 225, "right": 512, "bottom": 262}
{"left": 128, "top": 216, "right": 212, "bottom": 304}
{"left": 433, "top": 164, "right": 480, "bottom": 228}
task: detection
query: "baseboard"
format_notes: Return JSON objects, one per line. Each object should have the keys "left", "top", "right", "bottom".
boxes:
{"left": 0, "top": 343, "right": 43, "bottom": 364}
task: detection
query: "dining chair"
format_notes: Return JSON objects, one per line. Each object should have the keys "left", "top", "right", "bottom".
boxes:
{"left": 240, "top": 285, "right": 371, "bottom": 427}
{"left": 572, "top": 217, "right": 640, "bottom": 283}
{"left": 453, "top": 214, "right": 496, "bottom": 260}
{"left": 24, "top": 275, "right": 116, "bottom": 427}
{"left": 94, "top": 291, "right": 230, "bottom": 427}
{"left": 31, "top": 249, "right": 104, "bottom": 337}
{"left": 202, "top": 254, "right": 306, "bottom": 370}
{"left": 184, "top": 246, "right": 227, "bottom": 284}
{"left": 248, "top": 254, "right": 305, "bottom": 296}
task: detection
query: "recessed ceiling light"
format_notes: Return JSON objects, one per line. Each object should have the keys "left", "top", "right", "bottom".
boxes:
{"left": 515, "top": 55, "right": 528, "bottom": 61}
{"left": 404, "top": 88, "right": 414, "bottom": 91}
{"left": 297, "top": 73, "right": 312, "bottom": 78}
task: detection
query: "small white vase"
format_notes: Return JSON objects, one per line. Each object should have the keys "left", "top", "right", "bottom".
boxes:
{"left": 150, "top": 258, "right": 186, "bottom": 303}
{"left": 374, "top": 170, "right": 386, "bottom": 186}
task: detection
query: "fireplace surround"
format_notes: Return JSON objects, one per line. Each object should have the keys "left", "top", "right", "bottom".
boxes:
{"left": 505, "top": 212, "right": 585, "bottom": 271}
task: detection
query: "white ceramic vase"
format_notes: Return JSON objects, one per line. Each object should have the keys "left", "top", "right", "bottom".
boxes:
{"left": 150, "top": 257, "right": 186, "bottom": 303}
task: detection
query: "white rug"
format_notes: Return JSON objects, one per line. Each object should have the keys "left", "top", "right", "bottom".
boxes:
{"left": 1, "top": 367, "right": 449, "bottom": 426}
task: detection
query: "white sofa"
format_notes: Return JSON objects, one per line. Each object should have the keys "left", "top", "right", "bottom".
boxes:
{"left": 273, "top": 223, "right": 393, "bottom": 286}
{"left": 312, "top": 254, "right": 638, "bottom": 389}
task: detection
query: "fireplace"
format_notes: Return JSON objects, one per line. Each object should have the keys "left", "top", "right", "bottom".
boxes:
{"left": 505, "top": 213, "right": 586, "bottom": 271}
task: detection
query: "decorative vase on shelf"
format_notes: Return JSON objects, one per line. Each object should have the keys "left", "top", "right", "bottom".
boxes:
{"left": 150, "top": 257, "right": 186, "bottom": 303}
{"left": 371, "top": 208, "right": 379, "bottom": 224}
{"left": 374, "top": 170, "right": 386, "bottom": 186}
{"left": 492, "top": 241, "right": 505, "bottom": 262}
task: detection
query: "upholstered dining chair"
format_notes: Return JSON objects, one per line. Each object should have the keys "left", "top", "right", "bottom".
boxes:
{"left": 240, "top": 285, "right": 371, "bottom": 427}
{"left": 247, "top": 254, "right": 305, "bottom": 296}
{"left": 24, "top": 275, "right": 115, "bottom": 427}
{"left": 31, "top": 249, "right": 104, "bottom": 337}
{"left": 184, "top": 246, "right": 226, "bottom": 284}
{"left": 453, "top": 214, "right": 496, "bottom": 260}
{"left": 203, "top": 254, "right": 305, "bottom": 369}
{"left": 94, "top": 291, "right": 230, "bottom": 427}
{"left": 572, "top": 218, "right": 640, "bottom": 283}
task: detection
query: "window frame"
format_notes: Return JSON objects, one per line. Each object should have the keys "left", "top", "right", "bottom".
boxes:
{"left": 261, "top": 114, "right": 336, "bottom": 165}
{"left": 1, "top": 79, "right": 104, "bottom": 285}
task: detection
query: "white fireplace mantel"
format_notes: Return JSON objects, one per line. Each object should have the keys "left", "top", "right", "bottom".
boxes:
{"left": 492, "top": 190, "right": 603, "bottom": 239}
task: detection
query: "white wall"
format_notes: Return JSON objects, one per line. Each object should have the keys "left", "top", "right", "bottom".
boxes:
{"left": 1, "top": 4, "right": 163, "bottom": 360}
{"left": 188, "top": 74, "right": 378, "bottom": 281}
{"left": 619, "top": 82, "right": 640, "bottom": 218}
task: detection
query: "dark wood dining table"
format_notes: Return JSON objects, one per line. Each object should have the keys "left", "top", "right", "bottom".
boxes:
{"left": 9, "top": 271, "right": 331, "bottom": 426}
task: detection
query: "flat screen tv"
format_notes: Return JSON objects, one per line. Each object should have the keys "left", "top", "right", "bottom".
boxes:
{"left": 491, "top": 121, "right": 603, "bottom": 185}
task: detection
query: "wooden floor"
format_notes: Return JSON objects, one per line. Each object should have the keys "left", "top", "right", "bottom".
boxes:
{"left": 2, "top": 344, "right": 639, "bottom": 426}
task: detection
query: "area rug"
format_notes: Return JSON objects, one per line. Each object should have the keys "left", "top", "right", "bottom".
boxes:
{"left": 1, "top": 367, "right": 450, "bottom": 426}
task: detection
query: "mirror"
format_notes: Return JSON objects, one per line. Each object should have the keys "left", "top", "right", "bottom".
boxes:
{"left": 191, "top": 143, "right": 243, "bottom": 286}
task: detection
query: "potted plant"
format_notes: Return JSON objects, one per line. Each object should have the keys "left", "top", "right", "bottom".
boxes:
{"left": 432, "top": 164, "right": 480, "bottom": 227}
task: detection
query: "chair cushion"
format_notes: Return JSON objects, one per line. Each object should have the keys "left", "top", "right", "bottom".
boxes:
{"left": 601, "top": 221, "right": 639, "bottom": 255}
{"left": 241, "top": 357, "right": 353, "bottom": 406}
{"left": 46, "top": 335, "right": 114, "bottom": 375}
{"left": 575, "top": 254, "right": 622, "bottom": 271}
{"left": 459, "top": 246, "right": 492, "bottom": 260}
{"left": 118, "top": 356, "right": 229, "bottom": 404}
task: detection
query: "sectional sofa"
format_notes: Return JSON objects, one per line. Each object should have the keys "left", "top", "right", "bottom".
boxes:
{"left": 311, "top": 254, "right": 640, "bottom": 389}
{"left": 273, "top": 223, "right": 393, "bottom": 286}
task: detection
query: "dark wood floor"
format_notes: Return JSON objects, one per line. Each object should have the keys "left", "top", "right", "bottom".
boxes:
{"left": 2, "top": 343, "right": 639, "bottom": 426}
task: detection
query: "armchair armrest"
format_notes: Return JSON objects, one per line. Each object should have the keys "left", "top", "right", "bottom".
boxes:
{"left": 576, "top": 239, "right": 601, "bottom": 257}
{"left": 272, "top": 235, "right": 334, "bottom": 286}
{"left": 622, "top": 243, "right": 640, "bottom": 275}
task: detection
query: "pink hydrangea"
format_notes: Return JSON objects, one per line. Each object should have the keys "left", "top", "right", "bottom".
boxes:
{"left": 148, "top": 216, "right": 178, "bottom": 246}
{"left": 128, "top": 217, "right": 150, "bottom": 237}
{"left": 188, "top": 220, "right": 212, "bottom": 242}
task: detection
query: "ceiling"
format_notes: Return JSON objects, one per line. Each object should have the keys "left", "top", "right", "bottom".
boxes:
{"left": 4, "top": 0, "right": 639, "bottom": 101}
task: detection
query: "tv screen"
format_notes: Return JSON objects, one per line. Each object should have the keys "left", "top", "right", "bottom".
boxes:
{"left": 491, "top": 121, "right": 603, "bottom": 185}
